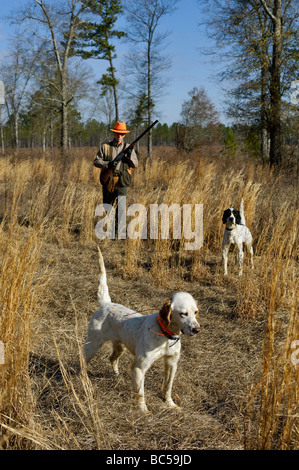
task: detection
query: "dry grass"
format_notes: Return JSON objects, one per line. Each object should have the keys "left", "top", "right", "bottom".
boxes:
{"left": 0, "top": 146, "right": 297, "bottom": 450}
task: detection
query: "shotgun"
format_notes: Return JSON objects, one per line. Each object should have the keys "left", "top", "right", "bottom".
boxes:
{"left": 100, "top": 119, "right": 159, "bottom": 185}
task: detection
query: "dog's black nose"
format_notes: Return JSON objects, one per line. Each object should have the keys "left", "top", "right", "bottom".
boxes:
{"left": 192, "top": 325, "right": 200, "bottom": 334}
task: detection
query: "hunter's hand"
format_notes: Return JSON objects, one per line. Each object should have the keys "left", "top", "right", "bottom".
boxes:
{"left": 126, "top": 147, "right": 133, "bottom": 158}
{"left": 108, "top": 160, "right": 117, "bottom": 169}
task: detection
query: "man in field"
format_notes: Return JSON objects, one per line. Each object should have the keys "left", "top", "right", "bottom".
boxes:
{"left": 94, "top": 121, "right": 138, "bottom": 236}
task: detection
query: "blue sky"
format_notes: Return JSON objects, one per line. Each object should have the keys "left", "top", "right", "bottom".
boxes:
{"left": 0, "top": 0, "right": 229, "bottom": 125}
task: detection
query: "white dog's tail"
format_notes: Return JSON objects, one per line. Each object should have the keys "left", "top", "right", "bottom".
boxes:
{"left": 239, "top": 198, "right": 246, "bottom": 225}
{"left": 97, "top": 246, "right": 111, "bottom": 305}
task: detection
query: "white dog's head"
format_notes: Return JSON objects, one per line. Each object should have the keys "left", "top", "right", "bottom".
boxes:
{"left": 159, "top": 292, "right": 200, "bottom": 336}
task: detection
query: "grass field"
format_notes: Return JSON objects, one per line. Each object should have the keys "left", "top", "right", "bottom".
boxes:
{"left": 0, "top": 146, "right": 298, "bottom": 450}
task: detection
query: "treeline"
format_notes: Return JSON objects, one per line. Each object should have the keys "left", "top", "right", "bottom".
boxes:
{"left": 0, "top": 116, "right": 179, "bottom": 149}
{"left": 1, "top": 107, "right": 298, "bottom": 167}
{"left": 0, "top": 0, "right": 298, "bottom": 166}
{"left": 0, "top": 83, "right": 237, "bottom": 151}
{"left": 0, "top": 0, "right": 180, "bottom": 159}
{"left": 0, "top": 113, "right": 224, "bottom": 149}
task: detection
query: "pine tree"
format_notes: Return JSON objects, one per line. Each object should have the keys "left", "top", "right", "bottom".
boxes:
{"left": 75, "top": 0, "right": 125, "bottom": 122}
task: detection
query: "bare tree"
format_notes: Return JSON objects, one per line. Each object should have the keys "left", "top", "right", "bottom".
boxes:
{"left": 0, "top": 34, "right": 40, "bottom": 149}
{"left": 259, "top": 0, "right": 282, "bottom": 166}
{"left": 199, "top": 0, "right": 299, "bottom": 165}
{"left": 23, "top": 56, "right": 91, "bottom": 151}
{"left": 14, "top": 0, "right": 90, "bottom": 153}
{"left": 124, "top": 0, "right": 178, "bottom": 158}
{"left": 179, "top": 87, "right": 220, "bottom": 150}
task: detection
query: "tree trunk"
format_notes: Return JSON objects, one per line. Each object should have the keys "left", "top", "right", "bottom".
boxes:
{"left": 108, "top": 47, "right": 119, "bottom": 122}
{"left": 112, "top": 81, "right": 119, "bottom": 123}
{"left": 147, "top": 43, "right": 152, "bottom": 159}
{"left": 261, "top": 64, "right": 269, "bottom": 162}
{"left": 60, "top": 74, "right": 68, "bottom": 153}
{"left": 0, "top": 107, "right": 4, "bottom": 155}
{"left": 50, "top": 116, "right": 54, "bottom": 157}
{"left": 61, "top": 101, "right": 68, "bottom": 153}
{"left": 135, "top": 124, "right": 140, "bottom": 153}
{"left": 42, "top": 128, "right": 46, "bottom": 153}
{"left": 269, "top": 0, "right": 282, "bottom": 166}
{"left": 14, "top": 113, "right": 19, "bottom": 149}
{"left": 1, "top": 126, "right": 4, "bottom": 155}
{"left": 260, "top": 0, "right": 282, "bottom": 166}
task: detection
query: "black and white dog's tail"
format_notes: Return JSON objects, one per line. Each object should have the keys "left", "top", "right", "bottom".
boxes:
{"left": 239, "top": 198, "right": 246, "bottom": 226}
{"left": 97, "top": 246, "right": 111, "bottom": 305}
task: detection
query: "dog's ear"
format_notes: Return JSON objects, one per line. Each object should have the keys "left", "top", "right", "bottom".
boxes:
{"left": 222, "top": 209, "right": 229, "bottom": 224}
{"left": 159, "top": 299, "right": 172, "bottom": 328}
{"left": 234, "top": 210, "right": 241, "bottom": 225}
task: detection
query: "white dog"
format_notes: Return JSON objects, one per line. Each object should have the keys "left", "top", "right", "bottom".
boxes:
{"left": 222, "top": 199, "right": 254, "bottom": 276}
{"left": 83, "top": 248, "right": 200, "bottom": 413}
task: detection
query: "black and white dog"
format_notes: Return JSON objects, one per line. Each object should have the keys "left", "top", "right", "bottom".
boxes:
{"left": 222, "top": 199, "right": 254, "bottom": 276}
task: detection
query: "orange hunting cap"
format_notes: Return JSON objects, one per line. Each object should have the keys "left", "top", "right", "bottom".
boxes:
{"left": 110, "top": 121, "right": 130, "bottom": 134}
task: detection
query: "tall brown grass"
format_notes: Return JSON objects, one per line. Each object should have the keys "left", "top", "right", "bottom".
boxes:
{"left": 0, "top": 147, "right": 297, "bottom": 449}
{"left": 241, "top": 209, "right": 298, "bottom": 449}
{"left": 0, "top": 221, "right": 46, "bottom": 448}
{"left": 243, "top": 268, "right": 298, "bottom": 449}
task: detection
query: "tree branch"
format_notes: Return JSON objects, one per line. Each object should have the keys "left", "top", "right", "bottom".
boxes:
{"left": 259, "top": 0, "right": 276, "bottom": 22}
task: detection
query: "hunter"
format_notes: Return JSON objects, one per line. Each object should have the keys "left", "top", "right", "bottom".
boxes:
{"left": 94, "top": 121, "right": 138, "bottom": 235}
